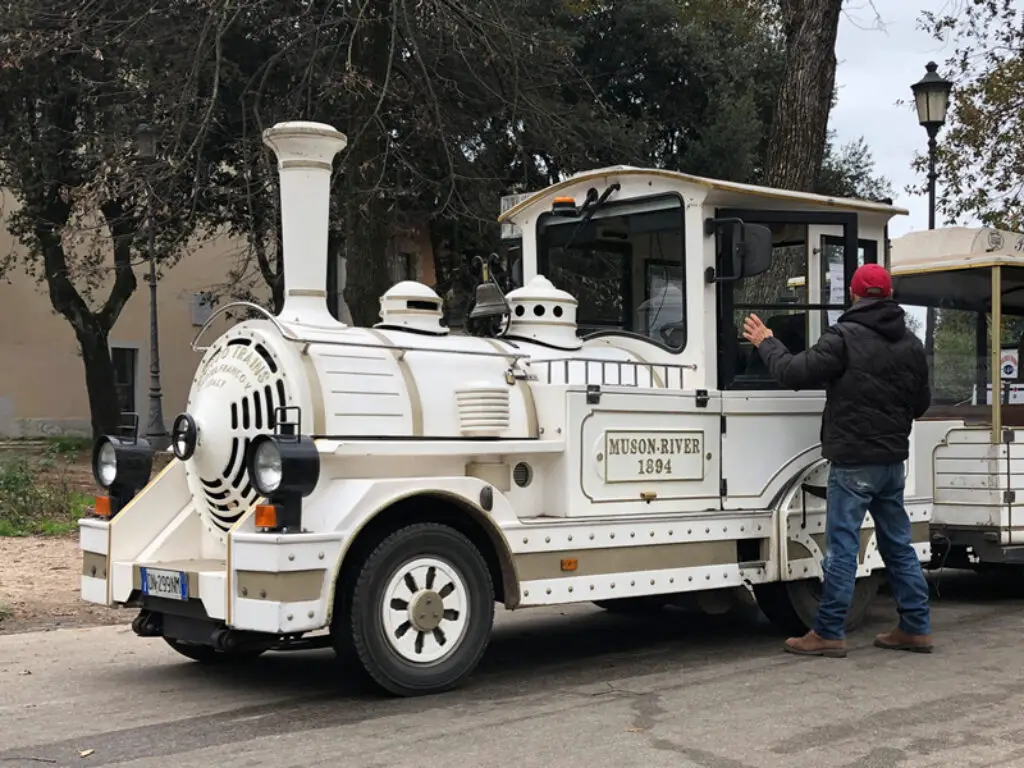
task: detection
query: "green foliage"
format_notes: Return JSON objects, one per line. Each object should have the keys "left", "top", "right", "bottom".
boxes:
{"left": 0, "top": 455, "right": 91, "bottom": 537}
{"left": 930, "top": 308, "right": 1024, "bottom": 403}
{"left": 916, "top": 1, "right": 1024, "bottom": 228}
{"left": 0, "top": 0, "right": 890, "bottom": 334}
{"left": 817, "top": 133, "right": 893, "bottom": 201}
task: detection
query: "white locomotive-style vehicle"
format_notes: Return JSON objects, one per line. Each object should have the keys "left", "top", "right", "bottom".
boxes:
{"left": 79, "top": 120, "right": 936, "bottom": 697}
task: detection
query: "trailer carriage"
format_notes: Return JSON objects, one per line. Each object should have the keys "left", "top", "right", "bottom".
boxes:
{"left": 78, "top": 120, "right": 933, "bottom": 697}
{"left": 890, "top": 226, "right": 1024, "bottom": 569}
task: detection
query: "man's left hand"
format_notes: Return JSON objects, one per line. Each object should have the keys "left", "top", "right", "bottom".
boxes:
{"left": 743, "top": 314, "right": 774, "bottom": 347}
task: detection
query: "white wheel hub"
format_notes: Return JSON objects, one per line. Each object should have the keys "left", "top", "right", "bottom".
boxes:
{"left": 381, "top": 556, "right": 470, "bottom": 664}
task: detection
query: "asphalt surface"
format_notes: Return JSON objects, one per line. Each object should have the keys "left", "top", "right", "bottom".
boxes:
{"left": 2, "top": 570, "right": 1023, "bottom": 768}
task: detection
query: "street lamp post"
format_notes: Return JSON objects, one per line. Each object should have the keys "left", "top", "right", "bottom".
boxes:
{"left": 911, "top": 61, "right": 953, "bottom": 391}
{"left": 134, "top": 123, "right": 169, "bottom": 451}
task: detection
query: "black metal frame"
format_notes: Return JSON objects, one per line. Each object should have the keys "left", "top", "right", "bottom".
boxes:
{"left": 714, "top": 209, "right": 870, "bottom": 391}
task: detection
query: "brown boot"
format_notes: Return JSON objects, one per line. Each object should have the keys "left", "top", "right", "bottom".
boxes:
{"left": 783, "top": 630, "right": 847, "bottom": 658}
{"left": 874, "top": 627, "right": 933, "bottom": 654}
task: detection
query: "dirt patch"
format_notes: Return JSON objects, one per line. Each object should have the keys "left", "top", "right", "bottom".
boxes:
{"left": 0, "top": 439, "right": 173, "bottom": 633}
{"left": 0, "top": 535, "right": 131, "bottom": 634}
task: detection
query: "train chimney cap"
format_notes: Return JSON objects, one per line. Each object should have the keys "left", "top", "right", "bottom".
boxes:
{"left": 376, "top": 280, "right": 448, "bottom": 335}
{"left": 505, "top": 275, "right": 581, "bottom": 349}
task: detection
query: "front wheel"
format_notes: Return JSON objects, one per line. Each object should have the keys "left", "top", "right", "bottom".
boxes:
{"left": 333, "top": 522, "right": 495, "bottom": 697}
{"left": 753, "top": 571, "right": 882, "bottom": 637}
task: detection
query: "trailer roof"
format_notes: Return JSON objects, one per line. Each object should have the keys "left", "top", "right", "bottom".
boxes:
{"left": 891, "top": 226, "right": 1024, "bottom": 275}
{"left": 497, "top": 166, "right": 909, "bottom": 224}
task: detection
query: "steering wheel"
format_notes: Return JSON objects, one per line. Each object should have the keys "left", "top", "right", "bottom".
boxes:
{"left": 659, "top": 322, "right": 686, "bottom": 346}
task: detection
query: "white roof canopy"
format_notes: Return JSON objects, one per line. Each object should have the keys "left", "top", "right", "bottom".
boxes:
{"left": 891, "top": 226, "right": 1024, "bottom": 275}
{"left": 891, "top": 226, "right": 1024, "bottom": 315}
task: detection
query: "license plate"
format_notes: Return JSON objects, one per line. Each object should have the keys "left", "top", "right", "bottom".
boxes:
{"left": 140, "top": 567, "right": 188, "bottom": 601}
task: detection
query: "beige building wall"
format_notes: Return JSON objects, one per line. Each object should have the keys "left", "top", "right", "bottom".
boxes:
{"left": 0, "top": 189, "right": 436, "bottom": 438}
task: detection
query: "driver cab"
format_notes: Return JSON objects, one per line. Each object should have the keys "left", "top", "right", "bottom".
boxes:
{"left": 498, "top": 168, "right": 904, "bottom": 388}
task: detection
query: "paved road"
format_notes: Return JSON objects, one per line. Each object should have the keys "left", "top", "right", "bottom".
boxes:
{"left": 1, "top": 571, "right": 1023, "bottom": 768}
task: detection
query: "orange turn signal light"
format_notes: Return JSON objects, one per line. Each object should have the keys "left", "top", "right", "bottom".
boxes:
{"left": 254, "top": 504, "right": 278, "bottom": 529}
{"left": 94, "top": 495, "right": 112, "bottom": 518}
{"left": 560, "top": 558, "right": 578, "bottom": 572}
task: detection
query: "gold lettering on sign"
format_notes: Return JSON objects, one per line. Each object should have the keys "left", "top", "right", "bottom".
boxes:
{"left": 606, "top": 437, "right": 702, "bottom": 456}
{"left": 602, "top": 430, "right": 705, "bottom": 482}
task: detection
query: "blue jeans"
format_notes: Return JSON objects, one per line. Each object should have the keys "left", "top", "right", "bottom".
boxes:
{"left": 813, "top": 462, "right": 931, "bottom": 641}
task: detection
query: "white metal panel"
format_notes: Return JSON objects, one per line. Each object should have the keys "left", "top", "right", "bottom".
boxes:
{"left": 565, "top": 389, "right": 722, "bottom": 515}
{"left": 931, "top": 427, "right": 1024, "bottom": 540}
{"left": 106, "top": 461, "right": 194, "bottom": 601}
{"left": 80, "top": 575, "right": 107, "bottom": 605}
{"left": 232, "top": 597, "right": 325, "bottom": 634}
{"left": 512, "top": 511, "right": 771, "bottom": 554}
{"left": 79, "top": 519, "right": 109, "bottom": 555}
{"left": 230, "top": 532, "right": 343, "bottom": 573}
{"left": 519, "top": 563, "right": 755, "bottom": 607}
{"left": 721, "top": 391, "right": 823, "bottom": 508}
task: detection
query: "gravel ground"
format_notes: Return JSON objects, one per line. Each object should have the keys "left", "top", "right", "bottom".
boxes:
{"left": 0, "top": 535, "right": 130, "bottom": 634}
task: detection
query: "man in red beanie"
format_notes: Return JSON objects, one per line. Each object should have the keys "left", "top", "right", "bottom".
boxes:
{"left": 743, "top": 262, "right": 933, "bottom": 657}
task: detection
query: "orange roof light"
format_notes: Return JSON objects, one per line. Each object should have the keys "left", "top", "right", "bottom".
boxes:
{"left": 94, "top": 496, "right": 112, "bottom": 518}
{"left": 553, "top": 196, "right": 575, "bottom": 204}
{"left": 254, "top": 504, "right": 278, "bottom": 529}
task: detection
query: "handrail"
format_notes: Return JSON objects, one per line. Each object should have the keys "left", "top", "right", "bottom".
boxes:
{"left": 190, "top": 300, "right": 532, "bottom": 361}
{"left": 533, "top": 357, "right": 696, "bottom": 389}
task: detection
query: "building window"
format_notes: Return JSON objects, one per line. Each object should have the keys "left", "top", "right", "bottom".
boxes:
{"left": 111, "top": 346, "right": 138, "bottom": 415}
{"left": 389, "top": 251, "right": 416, "bottom": 283}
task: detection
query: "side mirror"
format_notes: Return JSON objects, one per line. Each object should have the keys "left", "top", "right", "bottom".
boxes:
{"left": 737, "top": 223, "right": 773, "bottom": 278}
{"left": 704, "top": 218, "right": 774, "bottom": 283}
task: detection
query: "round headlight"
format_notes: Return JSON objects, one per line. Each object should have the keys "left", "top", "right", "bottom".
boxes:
{"left": 252, "top": 439, "right": 283, "bottom": 496}
{"left": 171, "top": 413, "right": 198, "bottom": 461}
{"left": 95, "top": 439, "right": 118, "bottom": 488}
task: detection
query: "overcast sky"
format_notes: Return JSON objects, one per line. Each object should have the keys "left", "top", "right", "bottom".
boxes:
{"left": 830, "top": 0, "right": 969, "bottom": 237}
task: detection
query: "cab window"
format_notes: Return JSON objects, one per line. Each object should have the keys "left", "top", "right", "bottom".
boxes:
{"left": 536, "top": 193, "right": 686, "bottom": 350}
{"left": 715, "top": 213, "right": 877, "bottom": 390}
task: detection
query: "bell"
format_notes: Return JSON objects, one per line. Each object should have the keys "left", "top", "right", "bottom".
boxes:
{"left": 469, "top": 282, "right": 510, "bottom": 320}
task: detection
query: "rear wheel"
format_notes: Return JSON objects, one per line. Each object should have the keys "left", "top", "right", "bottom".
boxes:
{"left": 753, "top": 572, "right": 882, "bottom": 637}
{"left": 162, "top": 637, "right": 266, "bottom": 663}
{"left": 332, "top": 522, "right": 495, "bottom": 697}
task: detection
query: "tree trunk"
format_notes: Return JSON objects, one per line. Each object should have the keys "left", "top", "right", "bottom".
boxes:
{"left": 340, "top": 0, "right": 396, "bottom": 326}
{"left": 763, "top": 0, "right": 843, "bottom": 191}
{"left": 34, "top": 195, "right": 139, "bottom": 440}
{"left": 343, "top": 199, "right": 392, "bottom": 326}
{"left": 75, "top": 321, "right": 123, "bottom": 438}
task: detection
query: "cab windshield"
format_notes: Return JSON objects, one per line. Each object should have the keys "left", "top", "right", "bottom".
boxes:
{"left": 535, "top": 194, "right": 685, "bottom": 350}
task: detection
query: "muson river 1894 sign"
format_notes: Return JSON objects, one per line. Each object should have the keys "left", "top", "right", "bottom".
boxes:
{"left": 602, "top": 430, "right": 705, "bottom": 483}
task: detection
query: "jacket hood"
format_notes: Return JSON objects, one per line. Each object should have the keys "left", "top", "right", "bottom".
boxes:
{"left": 840, "top": 297, "right": 907, "bottom": 341}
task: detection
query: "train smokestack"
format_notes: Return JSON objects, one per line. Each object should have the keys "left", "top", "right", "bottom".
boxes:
{"left": 262, "top": 121, "right": 348, "bottom": 326}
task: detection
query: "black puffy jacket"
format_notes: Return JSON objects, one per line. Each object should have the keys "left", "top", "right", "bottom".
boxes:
{"left": 755, "top": 298, "right": 931, "bottom": 466}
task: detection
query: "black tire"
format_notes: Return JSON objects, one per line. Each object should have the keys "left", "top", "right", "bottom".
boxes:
{"left": 753, "top": 571, "right": 882, "bottom": 637}
{"left": 162, "top": 637, "right": 266, "bottom": 663}
{"left": 332, "top": 522, "right": 495, "bottom": 697}
{"left": 592, "top": 596, "right": 668, "bottom": 614}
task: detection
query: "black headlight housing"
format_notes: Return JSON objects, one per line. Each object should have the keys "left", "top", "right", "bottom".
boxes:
{"left": 91, "top": 430, "right": 154, "bottom": 517}
{"left": 246, "top": 407, "right": 319, "bottom": 532}
{"left": 171, "top": 412, "right": 198, "bottom": 461}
